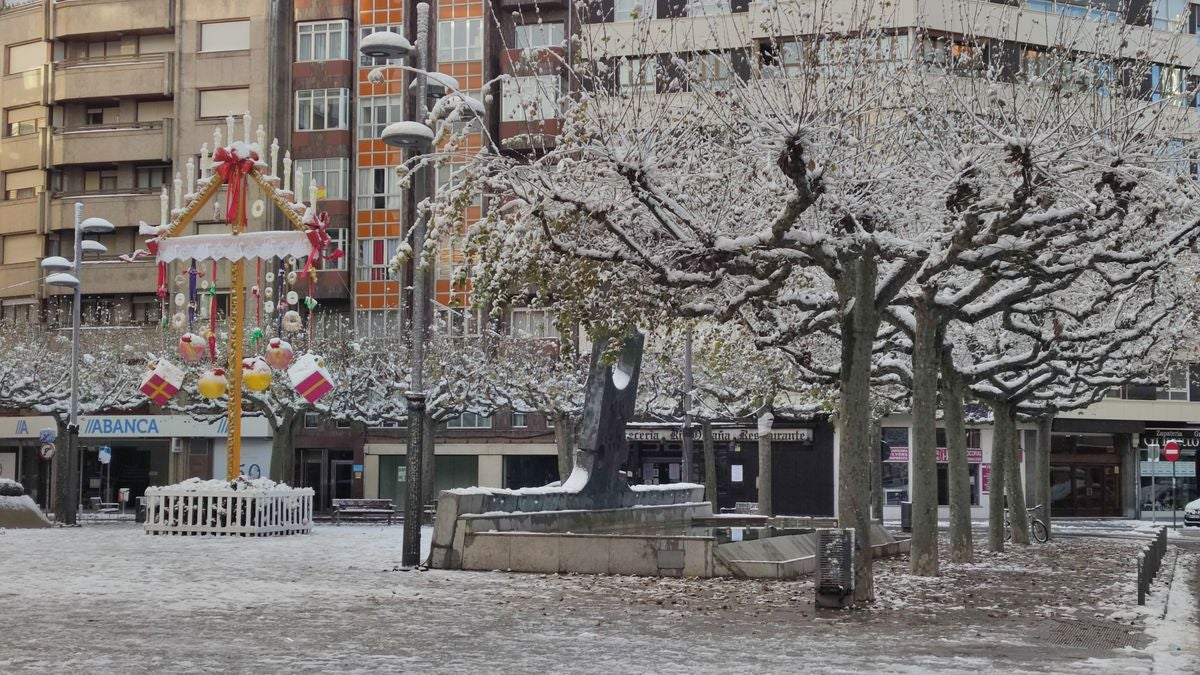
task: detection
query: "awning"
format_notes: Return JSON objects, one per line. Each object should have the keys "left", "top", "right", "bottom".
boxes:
{"left": 156, "top": 230, "right": 310, "bottom": 263}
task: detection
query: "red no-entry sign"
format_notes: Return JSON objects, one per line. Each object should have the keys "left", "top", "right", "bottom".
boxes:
{"left": 1164, "top": 440, "right": 1181, "bottom": 462}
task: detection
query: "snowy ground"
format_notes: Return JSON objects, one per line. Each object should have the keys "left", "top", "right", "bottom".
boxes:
{"left": 1, "top": 525, "right": 1196, "bottom": 674}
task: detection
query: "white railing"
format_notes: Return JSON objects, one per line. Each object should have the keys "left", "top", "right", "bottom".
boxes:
{"left": 143, "top": 482, "right": 314, "bottom": 536}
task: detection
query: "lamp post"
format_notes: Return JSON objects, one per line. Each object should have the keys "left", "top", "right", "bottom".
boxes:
{"left": 360, "top": 3, "right": 438, "bottom": 569}
{"left": 41, "top": 202, "right": 114, "bottom": 525}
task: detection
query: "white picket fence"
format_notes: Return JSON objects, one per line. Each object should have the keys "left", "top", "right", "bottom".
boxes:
{"left": 143, "top": 484, "right": 314, "bottom": 536}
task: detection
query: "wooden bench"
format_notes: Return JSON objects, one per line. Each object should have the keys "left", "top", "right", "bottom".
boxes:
{"left": 331, "top": 498, "right": 397, "bottom": 525}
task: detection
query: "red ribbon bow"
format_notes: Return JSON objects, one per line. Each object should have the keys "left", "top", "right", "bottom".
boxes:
{"left": 303, "top": 211, "right": 345, "bottom": 275}
{"left": 213, "top": 146, "right": 258, "bottom": 227}
{"left": 119, "top": 239, "right": 167, "bottom": 296}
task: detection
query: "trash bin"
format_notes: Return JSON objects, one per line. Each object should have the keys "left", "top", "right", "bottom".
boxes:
{"left": 900, "top": 501, "right": 912, "bottom": 533}
{"left": 135, "top": 501, "right": 147, "bottom": 524}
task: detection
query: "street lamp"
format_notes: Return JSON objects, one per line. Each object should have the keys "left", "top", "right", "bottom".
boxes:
{"left": 44, "top": 202, "right": 114, "bottom": 526}
{"left": 360, "top": 5, "right": 438, "bottom": 570}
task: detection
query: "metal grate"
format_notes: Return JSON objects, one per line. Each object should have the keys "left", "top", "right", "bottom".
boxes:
{"left": 816, "top": 528, "right": 854, "bottom": 591}
{"left": 1038, "top": 617, "right": 1148, "bottom": 651}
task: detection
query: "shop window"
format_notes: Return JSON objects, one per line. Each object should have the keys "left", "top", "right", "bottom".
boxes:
{"left": 881, "top": 426, "right": 909, "bottom": 505}
{"left": 937, "top": 463, "right": 980, "bottom": 506}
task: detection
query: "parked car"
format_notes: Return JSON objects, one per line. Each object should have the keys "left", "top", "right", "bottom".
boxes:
{"left": 1185, "top": 498, "right": 1200, "bottom": 527}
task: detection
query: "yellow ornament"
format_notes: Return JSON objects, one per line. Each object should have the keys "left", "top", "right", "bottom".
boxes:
{"left": 197, "top": 368, "right": 229, "bottom": 399}
{"left": 242, "top": 357, "right": 272, "bottom": 392}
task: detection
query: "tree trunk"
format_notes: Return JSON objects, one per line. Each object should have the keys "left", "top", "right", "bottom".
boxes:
{"left": 1002, "top": 404, "right": 1030, "bottom": 545}
{"left": 422, "top": 409, "right": 435, "bottom": 505}
{"left": 757, "top": 428, "right": 772, "bottom": 516}
{"left": 909, "top": 294, "right": 940, "bottom": 576}
{"left": 837, "top": 256, "right": 880, "bottom": 603}
{"left": 940, "top": 354, "right": 973, "bottom": 563}
{"left": 870, "top": 418, "right": 883, "bottom": 521}
{"left": 988, "top": 400, "right": 1009, "bottom": 552}
{"left": 554, "top": 412, "right": 574, "bottom": 482}
{"left": 269, "top": 409, "right": 298, "bottom": 484}
{"left": 1037, "top": 416, "right": 1053, "bottom": 539}
{"left": 702, "top": 420, "right": 718, "bottom": 513}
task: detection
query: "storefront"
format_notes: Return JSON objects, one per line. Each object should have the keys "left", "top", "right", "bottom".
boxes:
{"left": 363, "top": 441, "right": 558, "bottom": 507}
{"left": 78, "top": 414, "right": 273, "bottom": 504}
{"left": 1138, "top": 428, "right": 1199, "bottom": 517}
{"left": 0, "top": 416, "right": 58, "bottom": 509}
{"left": 625, "top": 422, "right": 835, "bottom": 516}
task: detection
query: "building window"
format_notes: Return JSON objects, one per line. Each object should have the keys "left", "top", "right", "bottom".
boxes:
{"left": 501, "top": 75, "right": 561, "bottom": 122}
{"left": 297, "top": 20, "right": 349, "bottom": 62}
{"left": 5, "top": 107, "right": 39, "bottom": 137}
{"left": 357, "top": 237, "right": 398, "bottom": 281}
{"left": 693, "top": 53, "right": 731, "bottom": 90}
{"left": 296, "top": 89, "right": 348, "bottom": 131}
{"left": 514, "top": 22, "right": 564, "bottom": 50}
{"left": 336, "top": 418, "right": 352, "bottom": 429}
{"left": 304, "top": 412, "right": 320, "bottom": 428}
{"left": 881, "top": 426, "right": 909, "bottom": 505}
{"left": 130, "top": 296, "right": 162, "bottom": 325}
{"left": 509, "top": 308, "right": 556, "bottom": 338}
{"left": 200, "top": 20, "right": 251, "bottom": 53}
{"left": 447, "top": 412, "right": 492, "bottom": 429}
{"left": 437, "top": 19, "right": 482, "bottom": 62}
{"left": 688, "top": 0, "right": 730, "bottom": 15}
{"left": 618, "top": 58, "right": 656, "bottom": 95}
{"left": 1157, "top": 365, "right": 1189, "bottom": 401}
{"left": 136, "top": 166, "right": 172, "bottom": 191}
{"left": 512, "top": 412, "right": 528, "bottom": 428}
{"left": 325, "top": 229, "right": 348, "bottom": 271}
{"left": 436, "top": 163, "right": 481, "bottom": 207}
{"left": 6, "top": 41, "right": 43, "bottom": 75}
{"left": 199, "top": 88, "right": 250, "bottom": 119}
{"left": 292, "top": 158, "right": 348, "bottom": 201}
{"left": 84, "top": 168, "right": 118, "bottom": 193}
{"left": 358, "top": 95, "right": 403, "bottom": 139}
{"left": 359, "top": 25, "right": 402, "bottom": 67}
{"left": 615, "top": 0, "right": 655, "bottom": 20}
{"left": 357, "top": 167, "right": 400, "bottom": 210}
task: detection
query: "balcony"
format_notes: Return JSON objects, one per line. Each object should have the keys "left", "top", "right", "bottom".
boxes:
{"left": 0, "top": 194, "right": 44, "bottom": 236}
{"left": 52, "top": 54, "right": 174, "bottom": 102}
{"left": 0, "top": 262, "right": 39, "bottom": 299}
{"left": 53, "top": 0, "right": 175, "bottom": 39}
{"left": 1, "top": 65, "right": 48, "bottom": 107}
{"left": 1, "top": 127, "right": 48, "bottom": 170}
{"left": 50, "top": 121, "right": 172, "bottom": 166}
{"left": 47, "top": 190, "right": 163, "bottom": 232}
{"left": 497, "top": 0, "right": 563, "bottom": 8}
{"left": 44, "top": 259, "right": 160, "bottom": 297}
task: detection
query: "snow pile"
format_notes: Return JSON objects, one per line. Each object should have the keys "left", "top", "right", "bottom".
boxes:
{"left": 147, "top": 476, "right": 299, "bottom": 494}
{"left": 0, "top": 479, "right": 50, "bottom": 528}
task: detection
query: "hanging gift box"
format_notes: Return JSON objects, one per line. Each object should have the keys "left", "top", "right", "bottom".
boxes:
{"left": 140, "top": 359, "right": 184, "bottom": 406}
{"left": 288, "top": 353, "right": 334, "bottom": 403}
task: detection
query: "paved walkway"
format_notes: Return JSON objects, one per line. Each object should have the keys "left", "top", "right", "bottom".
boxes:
{"left": 0, "top": 525, "right": 1194, "bottom": 673}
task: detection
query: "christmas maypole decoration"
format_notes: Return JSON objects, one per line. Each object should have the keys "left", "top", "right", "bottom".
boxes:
{"left": 122, "top": 112, "right": 342, "bottom": 480}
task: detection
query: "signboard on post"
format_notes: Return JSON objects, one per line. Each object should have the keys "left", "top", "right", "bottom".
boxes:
{"left": 98, "top": 446, "right": 112, "bottom": 465}
{"left": 1164, "top": 440, "right": 1181, "bottom": 462}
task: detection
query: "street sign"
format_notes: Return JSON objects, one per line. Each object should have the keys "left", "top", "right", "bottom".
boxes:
{"left": 39, "top": 443, "right": 55, "bottom": 460}
{"left": 98, "top": 446, "right": 112, "bottom": 465}
{"left": 38, "top": 427, "right": 57, "bottom": 444}
{"left": 1164, "top": 440, "right": 1181, "bottom": 462}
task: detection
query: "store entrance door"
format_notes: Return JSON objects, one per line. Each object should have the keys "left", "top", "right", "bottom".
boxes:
{"left": 331, "top": 460, "right": 354, "bottom": 501}
{"left": 1050, "top": 464, "right": 1121, "bottom": 517}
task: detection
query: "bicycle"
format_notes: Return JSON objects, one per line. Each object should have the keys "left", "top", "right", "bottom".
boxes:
{"left": 1005, "top": 504, "right": 1049, "bottom": 543}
